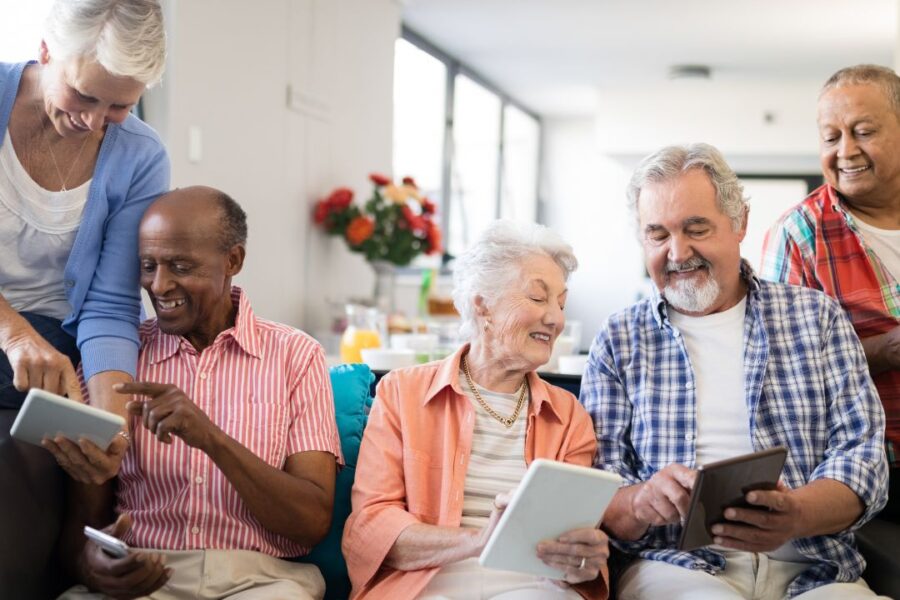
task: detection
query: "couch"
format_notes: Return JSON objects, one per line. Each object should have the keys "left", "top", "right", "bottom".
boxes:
{"left": 2, "top": 365, "right": 899, "bottom": 599}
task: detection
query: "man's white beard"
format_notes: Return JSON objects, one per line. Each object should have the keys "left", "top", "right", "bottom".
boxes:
{"left": 664, "top": 271, "right": 721, "bottom": 314}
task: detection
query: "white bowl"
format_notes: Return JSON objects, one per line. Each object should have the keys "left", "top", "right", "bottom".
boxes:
{"left": 360, "top": 348, "right": 417, "bottom": 370}
{"left": 557, "top": 354, "right": 589, "bottom": 375}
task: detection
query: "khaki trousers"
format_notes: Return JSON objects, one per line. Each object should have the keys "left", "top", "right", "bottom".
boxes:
{"left": 618, "top": 551, "right": 887, "bottom": 600}
{"left": 58, "top": 549, "right": 325, "bottom": 600}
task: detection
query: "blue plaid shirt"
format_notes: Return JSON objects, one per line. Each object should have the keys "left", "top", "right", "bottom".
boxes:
{"left": 581, "top": 264, "right": 888, "bottom": 597}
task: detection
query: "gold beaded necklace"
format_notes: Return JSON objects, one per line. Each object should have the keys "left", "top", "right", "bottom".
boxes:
{"left": 462, "top": 354, "right": 528, "bottom": 428}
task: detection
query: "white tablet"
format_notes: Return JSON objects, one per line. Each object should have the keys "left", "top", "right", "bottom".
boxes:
{"left": 10, "top": 388, "right": 125, "bottom": 451}
{"left": 478, "top": 458, "right": 622, "bottom": 578}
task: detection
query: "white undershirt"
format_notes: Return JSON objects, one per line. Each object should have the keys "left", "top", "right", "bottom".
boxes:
{"left": 0, "top": 130, "right": 89, "bottom": 320}
{"left": 668, "top": 297, "right": 753, "bottom": 465}
{"left": 853, "top": 218, "right": 900, "bottom": 284}
{"left": 668, "top": 297, "right": 808, "bottom": 562}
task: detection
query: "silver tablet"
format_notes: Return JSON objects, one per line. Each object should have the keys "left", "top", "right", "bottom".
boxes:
{"left": 478, "top": 459, "right": 622, "bottom": 578}
{"left": 10, "top": 388, "right": 125, "bottom": 451}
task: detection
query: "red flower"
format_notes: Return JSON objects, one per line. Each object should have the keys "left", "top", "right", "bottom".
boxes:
{"left": 369, "top": 173, "right": 391, "bottom": 186}
{"left": 401, "top": 204, "right": 426, "bottom": 233}
{"left": 402, "top": 176, "right": 417, "bottom": 188}
{"left": 313, "top": 201, "right": 330, "bottom": 224}
{"left": 425, "top": 220, "right": 442, "bottom": 255}
{"left": 346, "top": 216, "right": 375, "bottom": 246}
{"left": 421, "top": 197, "right": 436, "bottom": 215}
{"left": 327, "top": 187, "right": 353, "bottom": 209}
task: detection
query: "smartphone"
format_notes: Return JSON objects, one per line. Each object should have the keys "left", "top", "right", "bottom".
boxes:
{"left": 84, "top": 525, "right": 130, "bottom": 558}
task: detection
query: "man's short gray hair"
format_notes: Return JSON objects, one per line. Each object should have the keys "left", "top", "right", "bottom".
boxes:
{"left": 44, "top": 0, "right": 166, "bottom": 87}
{"left": 452, "top": 220, "right": 578, "bottom": 342}
{"left": 820, "top": 64, "right": 900, "bottom": 116}
{"left": 626, "top": 143, "right": 748, "bottom": 232}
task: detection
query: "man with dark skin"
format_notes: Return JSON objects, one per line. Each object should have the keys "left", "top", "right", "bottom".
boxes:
{"left": 56, "top": 187, "right": 343, "bottom": 599}
{"left": 762, "top": 64, "right": 900, "bottom": 522}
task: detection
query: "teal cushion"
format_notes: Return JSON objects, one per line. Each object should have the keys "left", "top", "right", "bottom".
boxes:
{"left": 294, "top": 363, "right": 374, "bottom": 600}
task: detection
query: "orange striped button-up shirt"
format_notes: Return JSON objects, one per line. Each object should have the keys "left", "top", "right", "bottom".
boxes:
{"left": 342, "top": 344, "right": 607, "bottom": 600}
{"left": 114, "top": 287, "right": 343, "bottom": 557}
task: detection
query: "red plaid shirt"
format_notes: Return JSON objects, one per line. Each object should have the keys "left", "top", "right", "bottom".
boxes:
{"left": 761, "top": 184, "right": 899, "bottom": 463}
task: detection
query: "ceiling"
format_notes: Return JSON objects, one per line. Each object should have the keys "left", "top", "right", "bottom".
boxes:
{"left": 402, "top": 0, "right": 899, "bottom": 118}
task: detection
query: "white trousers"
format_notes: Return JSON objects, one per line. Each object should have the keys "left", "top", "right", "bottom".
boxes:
{"left": 416, "top": 557, "right": 583, "bottom": 600}
{"left": 58, "top": 548, "right": 325, "bottom": 600}
{"left": 617, "top": 551, "right": 887, "bottom": 600}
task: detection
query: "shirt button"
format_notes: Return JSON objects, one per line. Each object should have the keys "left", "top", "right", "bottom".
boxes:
{"left": 191, "top": 526, "right": 200, "bottom": 534}
{"left": 195, "top": 476, "right": 204, "bottom": 484}
{"left": 685, "top": 433, "right": 695, "bottom": 441}
{"left": 65, "top": 280, "right": 75, "bottom": 288}
{"left": 199, "top": 373, "right": 208, "bottom": 380}
{"left": 685, "top": 382, "right": 694, "bottom": 390}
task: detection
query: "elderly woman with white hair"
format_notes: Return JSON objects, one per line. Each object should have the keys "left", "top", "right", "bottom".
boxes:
{"left": 0, "top": 0, "right": 168, "bottom": 483}
{"left": 343, "top": 220, "right": 609, "bottom": 600}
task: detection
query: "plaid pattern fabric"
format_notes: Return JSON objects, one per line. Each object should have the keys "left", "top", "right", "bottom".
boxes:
{"left": 761, "top": 184, "right": 900, "bottom": 462}
{"left": 581, "top": 263, "right": 888, "bottom": 598}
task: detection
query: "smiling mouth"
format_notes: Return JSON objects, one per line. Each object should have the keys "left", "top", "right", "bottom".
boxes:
{"left": 840, "top": 165, "right": 870, "bottom": 175}
{"left": 530, "top": 332, "right": 551, "bottom": 342}
{"left": 67, "top": 113, "right": 89, "bottom": 132}
{"left": 156, "top": 298, "right": 185, "bottom": 311}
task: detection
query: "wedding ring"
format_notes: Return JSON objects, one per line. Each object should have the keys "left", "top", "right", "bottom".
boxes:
{"left": 579, "top": 556, "right": 586, "bottom": 570}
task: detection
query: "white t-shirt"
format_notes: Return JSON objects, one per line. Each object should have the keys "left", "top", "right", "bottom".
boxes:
{"left": 668, "top": 297, "right": 808, "bottom": 562}
{"left": 853, "top": 217, "right": 900, "bottom": 284}
{"left": 668, "top": 297, "right": 753, "bottom": 465}
{"left": 0, "top": 130, "right": 89, "bottom": 320}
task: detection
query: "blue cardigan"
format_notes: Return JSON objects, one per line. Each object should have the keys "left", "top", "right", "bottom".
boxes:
{"left": 0, "top": 62, "right": 170, "bottom": 380}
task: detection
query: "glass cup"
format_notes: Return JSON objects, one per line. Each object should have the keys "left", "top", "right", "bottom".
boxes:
{"left": 340, "top": 304, "right": 383, "bottom": 363}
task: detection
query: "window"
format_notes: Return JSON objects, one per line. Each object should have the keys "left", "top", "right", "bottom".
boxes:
{"left": 449, "top": 75, "right": 501, "bottom": 255}
{"left": 392, "top": 38, "right": 446, "bottom": 209}
{"left": 392, "top": 27, "right": 542, "bottom": 259}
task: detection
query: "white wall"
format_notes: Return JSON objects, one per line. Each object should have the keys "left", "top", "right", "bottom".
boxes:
{"left": 542, "top": 118, "right": 646, "bottom": 342}
{"left": 142, "top": 0, "right": 401, "bottom": 339}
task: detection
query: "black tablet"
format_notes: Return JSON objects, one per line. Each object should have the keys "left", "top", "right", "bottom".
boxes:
{"left": 678, "top": 446, "right": 788, "bottom": 551}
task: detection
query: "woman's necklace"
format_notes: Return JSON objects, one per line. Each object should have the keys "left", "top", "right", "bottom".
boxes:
{"left": 462, "top": 354, "right": 528, "bottom": 428}
{"left": 30, "top": 101, "right": 91, "bottom": 192}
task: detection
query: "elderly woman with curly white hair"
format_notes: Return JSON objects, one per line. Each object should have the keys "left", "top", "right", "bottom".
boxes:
{"left": 343, "top": 220, "right": 609, "bottom": 600}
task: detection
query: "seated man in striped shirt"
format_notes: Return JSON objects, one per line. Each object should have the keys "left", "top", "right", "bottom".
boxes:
{"left": 581, "top": 144, "right": 888, "bottom": 599}
{"left": 55, "top": 186, "right": 343, "bottom": 599}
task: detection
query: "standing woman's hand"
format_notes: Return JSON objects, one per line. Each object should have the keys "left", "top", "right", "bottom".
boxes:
{"left": 2, "top": 321, "right": 83, "bottom": 402}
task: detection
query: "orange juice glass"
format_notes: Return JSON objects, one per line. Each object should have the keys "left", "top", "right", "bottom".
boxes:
{"left": 340, "top": 327, "right": 382, "bottom": 363}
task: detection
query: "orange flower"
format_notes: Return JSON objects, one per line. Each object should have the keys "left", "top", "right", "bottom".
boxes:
{"left": 346, "top": 216, "right": 375, "bottom": 246}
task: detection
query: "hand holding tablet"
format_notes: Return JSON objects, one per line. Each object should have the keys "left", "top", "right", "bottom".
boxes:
{"left": 678, "top": 447, "right": 788, "bottom": 551}
{"left": 478, "top": 459, "right": 621, "bottom": 580}
{"left": 10, "top": 388, "right": 125, "bottom": 450}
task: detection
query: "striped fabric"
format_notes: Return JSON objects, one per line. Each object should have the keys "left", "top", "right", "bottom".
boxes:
{"left": 114, "top": 287, "right": 343, "bottom": 557}
{"left": 457, "top": 370, "right": 528, "bottom": 529}
{"left": 581, "top": 263, "right": 888, "bottom": 597}
{"left": 760, "top": 184, "right": 900, "bottom": 463}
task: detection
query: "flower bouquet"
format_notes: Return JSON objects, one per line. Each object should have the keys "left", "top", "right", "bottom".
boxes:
{"left": 313, "top": 173, "right": 442, "bottom": 266}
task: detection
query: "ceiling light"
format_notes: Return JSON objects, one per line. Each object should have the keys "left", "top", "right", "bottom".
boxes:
{"left": 669, "top": 64, "right": 712, "bottom": 80}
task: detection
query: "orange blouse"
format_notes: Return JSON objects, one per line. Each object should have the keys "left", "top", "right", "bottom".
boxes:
{"left": 342, "top": 345, "right": 608, "bottom": 600}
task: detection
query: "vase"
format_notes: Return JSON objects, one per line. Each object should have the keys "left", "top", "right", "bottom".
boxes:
{"left": 370, "top": 260, "right": 396, "bottom": 314}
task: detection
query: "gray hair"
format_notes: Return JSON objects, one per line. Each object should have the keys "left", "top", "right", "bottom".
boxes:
{"left": 820, "top": 64, "right": 900, "bottom": 116}
{"left": 452, "top": 220, "right": 578, "bottom": 342}
{"left": 44, "top": 0, "right": 166, "bottom": 87}
{"left": 626, "top": 143, "right": 748, "bottom": 232}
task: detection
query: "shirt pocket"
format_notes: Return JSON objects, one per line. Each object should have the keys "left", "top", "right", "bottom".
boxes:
{"left": 402, "top": 448, "right": 443, "bottom": 521}
{"left": 225, "top": 402, "right": 289, "bottom": 468}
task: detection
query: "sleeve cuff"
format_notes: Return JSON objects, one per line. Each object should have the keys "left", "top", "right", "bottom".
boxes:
{"left": 79, "top": 336, "right": 139, "bottom": 380}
